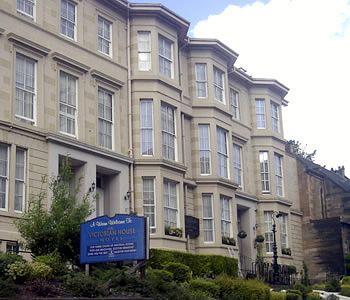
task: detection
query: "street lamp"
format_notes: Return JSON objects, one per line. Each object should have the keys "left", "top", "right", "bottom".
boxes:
{"left": 272, "top": 211, "right": 283, "bottom": 284}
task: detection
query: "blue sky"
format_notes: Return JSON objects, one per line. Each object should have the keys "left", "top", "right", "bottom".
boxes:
{"left": 131, "top": 0, "right": 269, "bottom": 27}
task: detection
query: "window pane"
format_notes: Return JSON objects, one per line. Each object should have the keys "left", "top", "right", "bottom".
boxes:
{"left": 140, "top": 100, "right": 153, "bottom": 155}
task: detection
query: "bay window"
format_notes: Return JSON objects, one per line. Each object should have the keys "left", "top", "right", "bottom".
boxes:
{"left": 199, "top": 125, "right": 211, "bottom": 175}
{"left": 275, "top": 154, "right": 284, "bottom": 196}
{"left": 264, "top": 211, "right": 274, "bottom": 253}
{"left": 138, "top": 31, "right": 151, "bottom": 71}
{"left": 213, "top": 67, "right": 225, "bottom": 103}
{"left": 256, "top": 99, "right": 266, "bottom": 129}
{"left": 230, "top": 89, "right": 239, "bottom": 119}
{"left": 158, "top": 35, "right": 173, "bottom": 78}
{"left": 161, "top": 103, "right": 176, "bottom": 160}
{"left": 163, "top": 180, "right": 178, "bottom": 228}
{"left": 271, "top": 102, "right": 280, "bottom": 133}
{"left": 15, "top": 149, "right": 26, "bottom": 212}
{"left": 259, "top": 151, "right": 270, "bottom": 192}
{"left": 0, "top": 145, "right": 9, "bottom": 210}
{"left": 233, "top": 144, "right": 243, "bottom": 187}
{"left": 220, "top": 196, "right": 231, "bottom": 238}
{"left": 202, "top": 194, "right": 214, "bottom": 242}
{"left": 143, "top": 178, "right": 156, "bottom": 233}
{"left": 195, "top": 63, "right": 207, "bottom": 98}
{"left": 217, "top": 127, "right": 228, "bottom": 178}
{"left": 140, "top": 100, "right": 154, "bottom": 156}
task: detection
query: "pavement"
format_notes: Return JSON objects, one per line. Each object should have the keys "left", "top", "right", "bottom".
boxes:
{"left": 314, "top": 289, "right": 350, "bottom": 299}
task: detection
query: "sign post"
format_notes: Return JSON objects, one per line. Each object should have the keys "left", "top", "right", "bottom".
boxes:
{"left": 80, "top": 214, "right": 149, "bottom": 266}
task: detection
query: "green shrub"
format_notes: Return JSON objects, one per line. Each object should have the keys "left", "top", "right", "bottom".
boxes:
{"left": 271, "top": 291, "right": 286, "bottom": 300}
{"left": 185, "top": 289, "right": 212, "bottom": 300}
{"left": 164, "top": 262, "right": 191, "bottom": 282}
{"left": 306, "top": 292, "right": 322, "bottom": 300}
{"left": 0, "top": 252, "right": 24, "bottom": 278}
{"left": 342, "top": 276, "right": 350, "bottom": 285}
{"left": 149, "top": 249, "right": 238, "bottom": 278}
{"left": 214, "top": 274, "right": 270, "bottom": 300}
{"left": 312, "top": 283, "right": 326, "bottom": 290}
{"left": 286, "top": 291, "right": 302, "bottom": 300}
{"left": 30, "top": 262, "right": 53, "bottom": 280}
{"left": 64, "top": 272, "right": 105, "bottom": 298}
{"left": 189, "top": 278, "right": 220, "bottom": 298}
{"left": 6, "top": 260, "right": 31, "bottom": 283}
{"left": 34, "top": 253, "right": 66, "bottom": 276}
{"left": 26, "top": 279, "right": 63, "bottom": 297}
{"left": 0, "top": 277, "right": 18, "bottom": 297}
{"left": 325, "top": 278, "right": 341, "bottom": 292}
{"left": 293, "top": 283, "right": 312, "bottom": 297}
{"left": 340, "top": 284, "right": 350, "bottom": 297}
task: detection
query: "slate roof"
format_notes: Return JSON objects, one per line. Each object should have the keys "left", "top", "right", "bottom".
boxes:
{"left": 298, "top": 157, "right": 350, "bottom": 192}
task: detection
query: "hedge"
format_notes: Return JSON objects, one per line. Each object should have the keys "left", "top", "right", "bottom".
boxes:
{"left": 149, "top": 249, "right": 238, "bottom": 277}
{"left": 340, "top": 285, "right": 350, "bottom": 297}
{"left": 214, "top": 274, "right": 270, "bottom": 300}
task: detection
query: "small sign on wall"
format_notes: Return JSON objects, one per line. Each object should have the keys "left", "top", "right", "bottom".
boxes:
{"left": 80, "top": 214, "right": 149, "bottom": 264}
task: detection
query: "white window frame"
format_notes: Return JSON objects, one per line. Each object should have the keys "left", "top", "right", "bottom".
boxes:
{"left": 161, "top": 103, "right": 176, "bottom": 161}
{"left": 14, "top": 148, "right": 26, "bottom": 213}
{"left": 259, "top": 151, "right": 270, "bottom": 193}
{"left": 213, "top": 66, "right": 225, "bottom": 103}
{"left": 230, "top": 89, "right": 239, "bottom": 119}
{"left": 256, "top": 99, "right": 266, "bottom": 129}
{"left": 60, "top": 0, "right": 77, "bottom": 41}
{"left": 195, "top": 63, "right": 208, "bottom": 98}
{"left": 138, "top": 31, "right": 152, "bottom": 71}
{"left": 220, "top": 196, "right": 231, "bottom": 238}
{"left": 97, "top": 16, "right": 112, "bottom": 57}
{"left": 98, "top": 87, "right": 114, "bottom": 150}
{"left": 0, "top": 144, "right": 9, "bottom": 212}
{"left": 143, "top": 177, "right": 156, "bottom": 234}
{"left": 202, "top": 194, "right": 214, "bottom": 243}
{"left": 158, "top": 35, "right": 174, "bottom": 78}
{"left": 271, "top": 101, "right": 280, "bottom": 133}
{"left": 15, "top": 53, "right": 37, "bottom": 124}
{"left": 199, "top": 124, "right": 211, "bottom": 175}
{"left": 264, "top": 211, "right": 274, "bottom": 254}
{"left": 233, "top": 143, "right": 243, "bottom": 188}
{"left": 59, "top": 71, "right": 78, "bottom": 137}
{"left": 163, "top": 180, "right": 179, "bottom": 229}
{"left": 16, "top": 0, "right": 35, "bottom": 19}
{"left": 274, "top": 153, "right": 284, "bottom": 197}
{"left": 140, "top": 99, "right": 154, "bottom": 156}
{"left": 217, "top": 127, "right": 229, "bottom": 178}
{"left": 280, "top": 213, "right": 288, "bottom": 250}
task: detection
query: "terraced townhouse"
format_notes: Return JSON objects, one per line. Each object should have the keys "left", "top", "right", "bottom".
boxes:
{"left": 0, "top": 0, "right": 303, "bottom": 271}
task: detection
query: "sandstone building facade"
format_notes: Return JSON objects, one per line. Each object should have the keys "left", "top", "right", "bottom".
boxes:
{"left": 0, "top": 0, "right": 303, "bottom": 271}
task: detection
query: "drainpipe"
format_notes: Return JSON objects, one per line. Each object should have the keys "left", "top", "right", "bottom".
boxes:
{"left": 127, "top": 3, "right": 134, "bottom": 213}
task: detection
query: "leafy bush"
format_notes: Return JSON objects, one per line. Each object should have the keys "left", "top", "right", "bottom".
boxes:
{"left": 149, "top": 249, "right": 238, "bottom": 278}
{"left": 325, "top": 278, "right": 341, "bottom": 292}
{"left": 342, "top": 276, "right": 350, "bottom": 285}
{"left": 6, "top": 260, "right": 31, "bottom": 283}
{"left": 164, "top": 262, "right": 191, "bottom": 282}
{"left": 0, "top": 252, "right": 24, "bottom": 278}
{"left": 0, "top": 277, "right": 18, "bottom": 297}
{"left": 26, "top": 279, "right": 63, "bottom": 297}
{"left": 312, "top": 283, "right": 326, "bottom": 290}
{"left": 286, "top": 291, "right": 302, "bottom": 300}
{"left": 306, "top": 292, "right": 321, "bottom": 300}
{"left": 15, "top": 159, "right": 92, "bottom": 264}
{"left": 271, "top": 291, "right": 286, "bottom": 300}
{"left": 30, "top": 262, "right": 53, "bottom": 280}
{"left": 189, "top": 278, "right": 220, "bottom": 298}
{"left": 293, "top": 283, "right": 312, "bottom": 298}
{"left": 34, "top": 253, "right": 66, "bottom": 276}
{"left": 64, "top": 272, "right": 105, "bottom": 298}
{"left": 214, "top": 274, "right": 270, "bottom": 300}
{"left": 340, "top": 285, "right": 350, "bottom": 297}
{"left": 186, "top": 289, "right": 212, "bottom": 300}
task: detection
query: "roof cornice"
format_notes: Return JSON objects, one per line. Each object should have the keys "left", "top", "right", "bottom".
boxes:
{"left": 231, "top": 67, "right": 289, "bottom": 99}
{"left": 188, "top": 38, "right": 239, "bottom": 67}
{"left": 129, "top": 3, "right": 190, "bottom": 40}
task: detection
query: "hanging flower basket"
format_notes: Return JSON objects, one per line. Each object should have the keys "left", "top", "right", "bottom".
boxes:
{"left": 165, "top": 226, "right": 183, "bottom": 238}
{"left": 237, "top": 230, "right": 247, "bottom": 239}
{"left": 255, "top": 235, "right": 265, "bottom": 243}
{"left": 222, "top": 236, "right": 236, "bottom": 246}
{"left": 282, "top": 247, "right": 292, "bottom": 256}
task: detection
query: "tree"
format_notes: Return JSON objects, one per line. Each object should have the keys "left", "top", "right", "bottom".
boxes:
{"left": 287, "top": 140, "right": 317, "bottom": 161}
{"left": 16, "top": 158, "right": 93, "bottom": 264}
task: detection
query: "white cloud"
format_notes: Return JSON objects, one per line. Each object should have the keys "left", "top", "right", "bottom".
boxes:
{"left": 192, "top": 0, "right": 350, "bottom": 174}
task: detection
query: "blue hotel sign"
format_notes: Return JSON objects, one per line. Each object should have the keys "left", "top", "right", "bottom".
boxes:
{"left": 80, "top": 214, "right": 149, "bottom": 264}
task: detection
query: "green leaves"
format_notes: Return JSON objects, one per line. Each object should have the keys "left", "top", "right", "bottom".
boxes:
{"left": 15, "top": 158, "right": 92, "bottom": 265}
